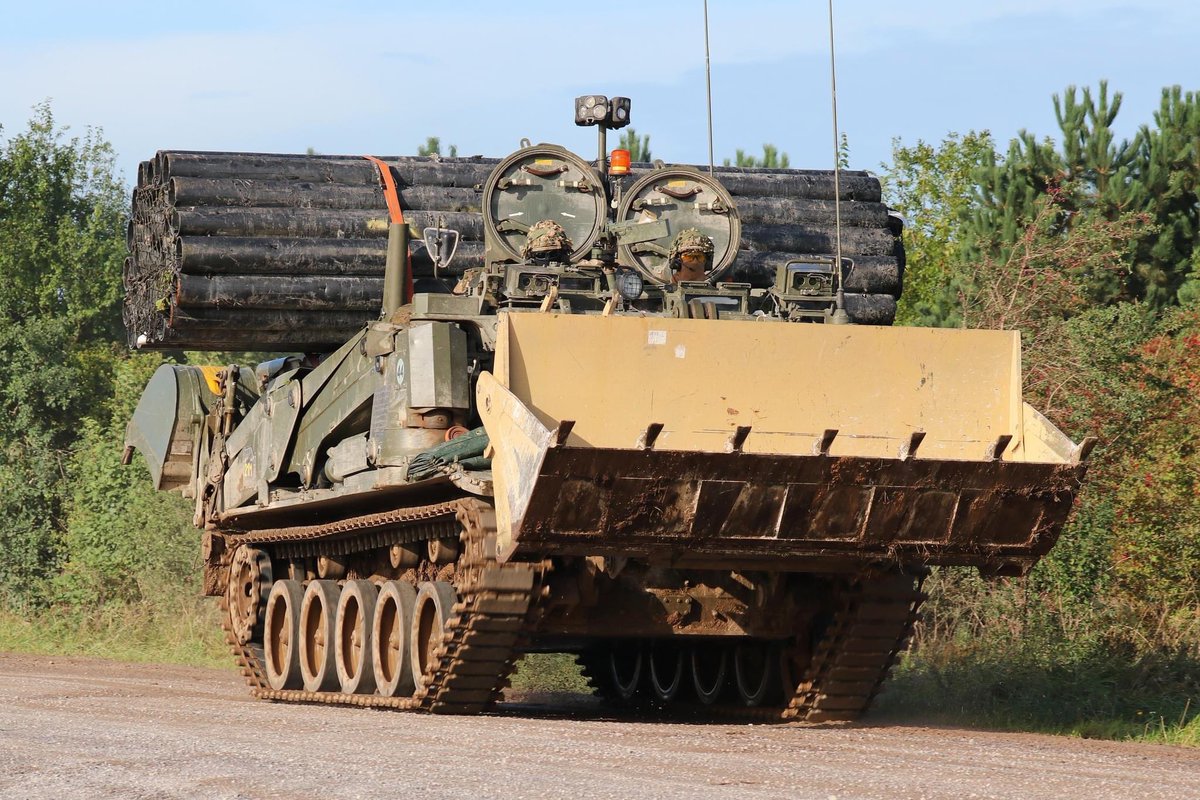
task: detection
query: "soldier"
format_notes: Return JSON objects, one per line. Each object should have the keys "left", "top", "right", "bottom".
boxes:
{"left": 667, "top": 228, "right": 714, "bottom": 283}
{"left": 522, "top": 219, "right": 573, "bottom": 263}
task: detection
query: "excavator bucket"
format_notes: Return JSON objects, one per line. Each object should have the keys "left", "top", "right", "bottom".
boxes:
{"left": 124, "top": 364, "right": 218, "bottom": 492}
{"left": 478, "top": 313, "right": 1089, "bottom": 576}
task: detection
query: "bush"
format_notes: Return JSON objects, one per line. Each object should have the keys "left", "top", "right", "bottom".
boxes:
{"left": 879, "top": 568, "right": 1200, "bottom": 742}
{"left": 56, "top": 353, "right": 199, "bottom": 608}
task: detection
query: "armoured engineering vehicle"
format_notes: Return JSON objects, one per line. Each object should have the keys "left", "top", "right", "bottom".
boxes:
{"left": 125, "top": 98, "right": 1091, "bottom": 720}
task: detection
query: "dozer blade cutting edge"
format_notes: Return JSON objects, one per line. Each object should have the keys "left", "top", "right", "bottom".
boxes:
{"left": 478, "top": 313, "right": 1090, "bottom": 576}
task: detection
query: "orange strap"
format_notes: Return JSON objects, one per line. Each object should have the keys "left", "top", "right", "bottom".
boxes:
{"left": 363, "top": 155, "right": 413, "bottom": 303}
{"left": 363, "top": 155, "right": 405, "bottom": 224}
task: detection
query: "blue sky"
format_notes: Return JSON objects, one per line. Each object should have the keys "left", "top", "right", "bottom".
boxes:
{"left": 0, "top": 1, "right": 1195, "bottom": 186}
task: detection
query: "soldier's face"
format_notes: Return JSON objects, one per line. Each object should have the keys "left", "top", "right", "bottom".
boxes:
{"left": 675, "top": 250, "right": 709, "bottom": 282}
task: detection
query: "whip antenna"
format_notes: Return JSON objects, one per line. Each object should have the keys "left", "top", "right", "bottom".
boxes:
{"left": 703, "top": 0, "right": 715, "bottom": 175}
{"left": 828, "top": 0, "right": 850, "bottom": 324}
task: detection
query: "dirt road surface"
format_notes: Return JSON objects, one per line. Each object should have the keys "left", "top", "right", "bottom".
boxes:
{"left": 1, "top": 653, "right": 1196, "bottom": 800}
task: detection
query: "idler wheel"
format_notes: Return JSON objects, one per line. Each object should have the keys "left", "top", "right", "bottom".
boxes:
{"left": 373, "top": 581, "right": 418, "bottom": 697}
{"left": 607, "top": 642, "right": 645, "bottom": 702}
{"left": 690, "top": 645, "right": 728, "bottom": 705}
{"left": 335, "top": 580, "right": 378, "bottom": 695}
{"left": 263, "top": 580, "right": 304, "bottom": 690}
{"left": 648, "top": 644, "right": 685, "bottom": 702}
{"left": 226, "top": 545, "right": 272, "bottom": 645}
{"left": 299, "top": 580, "right": 342, "bottom": 692}
{"left": 411, "top": 581, "right": 458, "bottom": 693}
{"left": 733, "top": 642, "right": 778, "bottom": 707}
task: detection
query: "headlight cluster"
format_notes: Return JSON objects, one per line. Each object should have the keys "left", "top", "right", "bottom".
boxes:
{"left": 575, "top": 95, "right": 631, "bottom": 129}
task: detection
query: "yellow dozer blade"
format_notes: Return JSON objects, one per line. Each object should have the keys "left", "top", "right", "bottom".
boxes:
{"left": 477, "top": 313, "right": 1090, "bottom": 576}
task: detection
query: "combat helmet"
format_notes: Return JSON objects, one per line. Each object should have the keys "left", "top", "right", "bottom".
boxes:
{"left": 522, "top": 219, "right": 573, "bottom": 260}
{"left": 669, "top": 227, "right": 715, "bottom": 275}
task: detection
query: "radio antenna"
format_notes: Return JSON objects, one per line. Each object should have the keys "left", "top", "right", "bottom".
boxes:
{"left": 703, "top": 0, "right": 715, "bottom": 176}
{"left": 827, "top": 0, "right": 850, "bottom": 324}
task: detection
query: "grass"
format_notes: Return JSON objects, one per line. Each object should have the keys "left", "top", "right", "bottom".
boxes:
{"left": 873, "top": 636, "right": 1200, "bottom": 747}
{"left": 2, "top": 586, "right": 1195, "bottom": 749}
{"left": 0, "top": 593, "right": 230, "bottom": 669}
{"left": 508, "top": 652, "right": 592, "bottom": 695}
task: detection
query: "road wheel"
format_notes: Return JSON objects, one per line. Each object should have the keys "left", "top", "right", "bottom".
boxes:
{"left": 263, "top": 580, "right": 303, "bottom": 690}
{"left": 373, "top": 581, "right": 418, "bottom": 697}
{"left": 733, "top": 642, "right": 777, "bottom": 707}
{"left": 648, "top": 644, "right": 685, "bottom": 703}
{"left": 608, "top": 642, "right": 645, "bottom": 703}
{"left": 411, "top": 581, "right": 458, "bottom": 694}
{"left": 690, "top": 645, "right": 728, "bottom": 705}
{"left": 335, "top": 580, "right": 378, "bottom": 694}
{"left": 299, "top": 580, "right": 341, "bottom": 692}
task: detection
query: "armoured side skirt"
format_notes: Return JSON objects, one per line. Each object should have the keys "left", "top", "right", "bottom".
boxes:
{"left": 507, "top": 447, "right": 1085, "bottom": 575}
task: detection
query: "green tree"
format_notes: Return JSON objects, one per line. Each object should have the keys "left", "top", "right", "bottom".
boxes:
{"left": 1106, "top": 304, "right": 1200, "bottom": 620}
{"left": 1127, "top": 87, "right": 1200, "bottom": 306}
{"left": 967, "top": 83, "right": 1199, "bottom": 309}
{"left": 56, "top": 353, "right": 195, "bottom": 608}
{"left": 617, "top": 128, "right": 652, "bottom": 162}
{"left": 952, "top": 189, "right": 1148, "bottom": 419}
{"left": 0, "top": 103, "right": 125, "bottom": 338}
{"left": 723, "top": 143, "right": 789, "bottom": 168}
{"left": 0, "top": 103, "right": 128, "bottom": 608}
{"left": 882, "top": 131, "right": 996, "bottom": 326}
{"left": 418, "top": 136, "right": 458, "bottom": 158}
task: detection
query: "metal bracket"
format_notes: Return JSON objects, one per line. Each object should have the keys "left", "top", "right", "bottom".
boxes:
{"left": 987, "top": 434, "right": 1014, "bottom": 461}
{"left": 1073, "top": 436, "right": 1098, "bottom": 464}
{"left": 552, "top": 420, "right": 575, "bottom": 448}
{"left": 497, "top": 177, "right": 535, "bottom": 189}
{"left": 610, "top": 217, "right": 670, "bottom": 245}
{"left": 497, "top": 218, "right": 531, "bottom": 234}
{"left": 556, "top": 179, "right": 592, "bottom": 192}
{"left": 815, "top": 429, "right": 838, "bottom": 456}
{"left": 900, "top": 430, "right": 926, "bottom": 460}
{"left": 630, "top": 241, "right": 670, "bottom": 257}
{"left": 725, "top": 426, "right": 752, "bottom": 453}
{"left": 636, "top": 422, "right": 665, "bottom": 450}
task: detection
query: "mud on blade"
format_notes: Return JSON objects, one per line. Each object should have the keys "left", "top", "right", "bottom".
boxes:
{"left": 479, "top": 314, "right": 1089, "bottom": 576}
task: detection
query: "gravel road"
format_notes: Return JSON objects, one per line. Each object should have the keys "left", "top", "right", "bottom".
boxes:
{"left": 1, "top": 653, "right": 1196, "bottom": 800}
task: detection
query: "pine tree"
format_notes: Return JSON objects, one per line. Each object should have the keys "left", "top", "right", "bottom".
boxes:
{"left": 418, "top": 136, "right": 458, "bottom": 158}
{"left": 964, "top": 82, "right": 1200, "bottom": 307}
{"left": 723, "top": 144, "right": 790, "bottom": 168}
{"left": 1127, "top": 87, "right": 1200, "bottom": 306}
{"left": 617, "top": 128, "right": 651, "bottom": 163}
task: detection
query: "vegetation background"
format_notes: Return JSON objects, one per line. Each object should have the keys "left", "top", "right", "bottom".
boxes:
{"left": 0, "top": 83, "right": 1197, "bottom": 744}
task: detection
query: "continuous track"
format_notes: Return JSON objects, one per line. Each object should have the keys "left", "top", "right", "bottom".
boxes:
{"left": 220, "top": 498, "right": 549, "bottom": 714}
{"left": 785, "top": 569, "right": 926, "bottom": 722}
{"left": 218, "top": 497, "right": 922, "bottom": 721}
